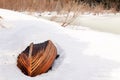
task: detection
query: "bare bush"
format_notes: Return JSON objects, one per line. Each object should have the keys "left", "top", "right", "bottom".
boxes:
{"left": 61, "top": 2, "right": 81, "bottom": 27}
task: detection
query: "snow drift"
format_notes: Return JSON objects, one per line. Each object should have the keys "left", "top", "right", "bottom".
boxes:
{"left": 0, "top": 9, "right": 120, "bottom": 80}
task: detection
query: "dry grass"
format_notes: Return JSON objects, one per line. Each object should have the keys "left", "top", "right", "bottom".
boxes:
{"left": 0, "top": 0, "right": 57, "bottom": 11}
{"left": 0, "top": 0, "right": 119, "bottom": 13}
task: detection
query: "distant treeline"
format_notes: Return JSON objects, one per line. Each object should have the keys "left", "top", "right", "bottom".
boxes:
{"left": 0, "top": 0, "right": 120, "bottom": 12}
{"left": 75, "top": 0, "right": 120, "bottom": 11}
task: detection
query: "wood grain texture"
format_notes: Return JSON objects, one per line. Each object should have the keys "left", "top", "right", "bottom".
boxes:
{"left": 17, "top": 40, "right": 57, "bottom": 77}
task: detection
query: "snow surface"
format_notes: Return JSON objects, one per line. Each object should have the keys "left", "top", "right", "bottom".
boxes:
{"left": 0, "top": 9, "right": 120, "bottom": 80}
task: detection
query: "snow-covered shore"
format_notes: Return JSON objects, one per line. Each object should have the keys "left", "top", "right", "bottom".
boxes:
{"left": 0, "top": 9, "right": 120, "bottom": 80}
{"left": 29, "top": 12, "right": 120, "bottom": 34}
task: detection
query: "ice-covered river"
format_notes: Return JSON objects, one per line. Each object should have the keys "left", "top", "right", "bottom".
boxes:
{"left": 74, "top": 14, "right": 120, "bottom": 34}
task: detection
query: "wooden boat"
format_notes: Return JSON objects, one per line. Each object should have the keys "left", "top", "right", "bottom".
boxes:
{"left": 17, "top": 40, "right": 57, "bottom": 77}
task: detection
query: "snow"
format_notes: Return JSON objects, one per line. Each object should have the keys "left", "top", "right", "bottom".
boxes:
{"left": 0, "top": 9, "right": 120, "bottom": 80}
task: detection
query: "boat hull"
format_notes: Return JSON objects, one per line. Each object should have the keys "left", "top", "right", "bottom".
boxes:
{"left": 17, "top": 40, "right": 57, "bottom": 77}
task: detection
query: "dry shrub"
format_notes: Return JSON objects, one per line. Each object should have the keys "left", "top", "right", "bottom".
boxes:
{"left": 61, "top": 2, "right": 81, "bottom": 27}
{"left": 78, "top": 2, "right": 91, "bottom": 14}
{"left": 92, "top": 3, "right": 104, "bottom": 14}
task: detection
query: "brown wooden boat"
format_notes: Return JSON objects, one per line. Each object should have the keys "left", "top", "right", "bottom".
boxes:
{"left": 17, "top": 40, "right": 57, "bottom": 77}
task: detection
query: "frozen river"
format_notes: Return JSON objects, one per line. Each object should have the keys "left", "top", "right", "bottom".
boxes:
{"left": 73, "top": 14, "right": 120, "bottom": 34}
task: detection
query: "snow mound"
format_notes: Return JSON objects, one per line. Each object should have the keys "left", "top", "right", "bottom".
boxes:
{"left": 0, "top": 9, "right": 120, "bottom": 80}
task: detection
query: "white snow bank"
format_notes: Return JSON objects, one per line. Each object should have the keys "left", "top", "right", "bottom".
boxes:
{"left": 0, "top": 9, "right": 120, "bottom": 80}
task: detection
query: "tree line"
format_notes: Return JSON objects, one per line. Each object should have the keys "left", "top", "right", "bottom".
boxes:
{"left": 74, "top": 0, "right": 120, "bottom": 11}
{"left": 0, "top": 0, "right": 120, "bottom": 11}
